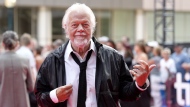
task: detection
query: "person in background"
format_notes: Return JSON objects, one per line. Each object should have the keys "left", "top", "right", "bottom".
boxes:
{"left": 98, "top": 36, "right": 116, "bottom": 49}
{"left": 160, "top": 48, "right": 177, "bottom": 107}
{"left": 116, "top": 41, "right": 126, "bottom": 56}
{"left": 30, "top": 38, "right": 38, "bottom": 53}
{"left": 182, "top": 62, "right": 190, "bottom": 83}
{"left": 33, "top": 45, "right": 44, "bottom": 71}
{"left": 116, "top": 41, "right": 133, "bottom": 69}
{"left": 0, "top": 31, "right": 34, "bottom": 107}
{"left": 0, "top": 43, "right": 4, "bottom": 54}
{"left": 182, "top": 62, "right": 190, "bottom": 70}
{"left": 41, "top": 44, "right": 53, "bottom": 58}
{"left": 171, "top": 44, "right": 190, "bottom": 107}
{"left": 146, "top": 41, "right": 159, "bottom": 59}
{"left": 52, "top": 39, "right": 64, "bottom": 50}
{"left": 133, "top": 41, "right": 148, "bottom": 63}
{"left": 121, "top": 36, "right": 131, "bottom": 50}
{"left": 149, "top": 46, "right": 162, "bottom": 75}
{"left": 121, "top": 40, "right": 150, "bottom": 107}
{"left": 145, "top": 44, "right": 153, "bottom": 59}
{"left": 105, "top": 39, "right": 116, "bottom": 49}
{"left": 16, "top": 33, "right": 37, "bottom": 79}
{"left": 16, "top": 33, "right": 38, "bottom": 107}
{"left": 97, "top": 36, "right": 109, "bottom": 44}
{"left": 148, "top": 46, "right": 162, "bottom": 107}
{"left": 172, "top": 44, "right": 190, "bottom": 81}
{"left": 124, "top": 46, "right": 133, "bottom": 69}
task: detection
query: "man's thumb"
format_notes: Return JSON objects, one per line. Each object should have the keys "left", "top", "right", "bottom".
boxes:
{"left": 149, "top": 64, "right": 156, "bottom": 73}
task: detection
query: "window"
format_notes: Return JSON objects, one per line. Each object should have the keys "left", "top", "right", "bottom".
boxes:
{"left": 0, "top": 7, "right": 8, "bottom": 34}
{"left": 94, "top": 10, "right": 112, "bottom": 38}
{"left": 52, "top": 9, "right": 65, "bottom": 41}
{"left": 17, "top": 8, "right": 32, "bottom": 35}
{"left": 15, "top": 7, "right": 37, "bottom": 38}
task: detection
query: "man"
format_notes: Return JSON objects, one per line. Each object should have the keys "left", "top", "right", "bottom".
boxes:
{"left": 0, "top": 31, "right": 34, "bottom": 107}
{"left": 35, "top": 3, "right": 155, "bottom": 107}
{"left": 171, "top": 44, "right": 190, "bottom": 106}
{"left": 16, "top": 33, "right": 37, "bottom": 107}
{"left": 52, "top": 39, "right": 64, "bottom": 50}
{"left": 16, "top": 33, "right": 37, "bottom": 79}
{"left": 171, "top": 44, "right": 190, "bottom": 81}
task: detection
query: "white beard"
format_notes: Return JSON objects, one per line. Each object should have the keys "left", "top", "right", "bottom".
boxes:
{"left": 73, "top": 36, "right": 88, "bottom": 48}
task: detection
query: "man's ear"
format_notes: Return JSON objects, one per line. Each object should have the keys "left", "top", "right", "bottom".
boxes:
{"left": 63, "top": 24, "right": 70, "bottom": 38}
{"left": 62, "top": 24, "right": 67, "bottom": 29}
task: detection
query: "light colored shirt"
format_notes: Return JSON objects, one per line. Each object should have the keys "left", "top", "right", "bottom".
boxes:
{"left": 150, "top": 56, "right": 161, "bottom": 76}
{"left": 160, "top": 58, "right": 177, "bottom": 83}
{"left": 50, "top": 40, "right": 149, "bottom": 106}
{"left": 16, "top": 46, "right": 37, "bottom": 77}
{"left": 50, "top": 40, "right": 97, "bottom": 107}
{"left": 172, "top": 52, "right": 190, "bottom": 74}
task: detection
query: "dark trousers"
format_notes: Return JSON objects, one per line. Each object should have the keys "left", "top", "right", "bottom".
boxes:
{"left": 29, "top": 92, "right": 38, "bottom": 107}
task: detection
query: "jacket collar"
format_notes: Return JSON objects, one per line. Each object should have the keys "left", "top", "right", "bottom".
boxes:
{"left": 65, "top": 39, "right": 96, "bottom": 62}
{"left": 52, "top": 36, "right": 102, "bottom": 61}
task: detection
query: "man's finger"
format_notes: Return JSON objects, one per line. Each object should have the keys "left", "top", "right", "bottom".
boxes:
{"left": 133, "top": 69, "right": 142, "bottom": 77}
{"left": 148, "top": 64, "right": 156, "bottom": 74}
{"left": 138, "top": 60, "right": 149, "bottom": 70}
{"left": 62, "top": 84, "right": 73, "bottom": 90}
{"left": 130, "top": 70, "right": 137, "bottom": 80}
{"left": 133, "top": 76, "right": 136, "bottom": 80}
{"left": 133, "top": 65, "right": 144, "bottom": 72}
{"left": 130, "top": 70, "right": 137, "bottom": 76}
{"left": 66, "top": 87, "right": 73, "bottom": 94}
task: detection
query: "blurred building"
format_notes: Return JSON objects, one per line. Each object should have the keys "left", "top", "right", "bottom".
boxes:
{"left": 0, "top": 0, "right": 190, "bottom": 46}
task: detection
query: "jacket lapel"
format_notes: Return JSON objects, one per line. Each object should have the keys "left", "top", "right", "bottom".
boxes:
{"left": 95, "top": 54, "right": 103, "bottom": 103}
{"left": 92, "top": 37, "right": 103, "bottom": 103}
{"left": 54, "top": 40, "right": 69, "bottom": 87}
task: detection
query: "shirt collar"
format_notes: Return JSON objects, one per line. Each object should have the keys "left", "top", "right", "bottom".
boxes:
{"left": 65, "top": 39, "right": 96, "bottom": 61}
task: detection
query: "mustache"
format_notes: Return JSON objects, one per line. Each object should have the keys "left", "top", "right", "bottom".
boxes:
{"left": 75, "top": 33, "right": 87, "bottom": 36}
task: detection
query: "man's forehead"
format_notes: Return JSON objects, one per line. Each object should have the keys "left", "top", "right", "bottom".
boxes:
{"left": 69, "top": 11, "right": 90, "bottom": 20}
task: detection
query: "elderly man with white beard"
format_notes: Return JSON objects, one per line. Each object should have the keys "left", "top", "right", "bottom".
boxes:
{"left": 35, "top": 3, "right": 156, "bottom": 107}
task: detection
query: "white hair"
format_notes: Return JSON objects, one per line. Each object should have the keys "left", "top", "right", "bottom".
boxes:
{"left": 62, "top": 3, "right": 96, "bottom": 32}
{"left": 162, "top": 47, "right": 171, "bottom": 55}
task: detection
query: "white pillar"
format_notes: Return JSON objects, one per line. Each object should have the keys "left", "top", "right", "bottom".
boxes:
{"left": 135, "top": 10, "right": 144, "bottom": 41}
{"left": 37, "top": 7, "right": 52, "bottom": 46}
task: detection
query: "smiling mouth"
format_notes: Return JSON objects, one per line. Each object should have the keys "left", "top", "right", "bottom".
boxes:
{"left": 75, "top": 34, "right": 86, "bottom": 36}
{"left": 75, "top": 35, "right": 86, "bottom": 39}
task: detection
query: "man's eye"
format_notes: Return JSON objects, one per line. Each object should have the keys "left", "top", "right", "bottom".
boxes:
{"left": 83, "top": 24, "right": 89, "bottom": 27}
{"left": 72, "top": 24, "right": 77, "bottom": 27}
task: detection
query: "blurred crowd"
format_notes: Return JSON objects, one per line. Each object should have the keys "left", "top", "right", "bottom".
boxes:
{"left": 98, "top": 36, "right": 190, "bottom": 107}
{"left": 1, "top": 31, "right": 190, "bottom": 107}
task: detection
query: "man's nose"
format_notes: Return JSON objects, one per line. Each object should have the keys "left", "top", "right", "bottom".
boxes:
{"left": 77, "top": 24, "right": 84, "bottom": 32}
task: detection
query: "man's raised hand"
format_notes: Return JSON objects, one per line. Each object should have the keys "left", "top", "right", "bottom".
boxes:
{"left": 130, "top": 60, "right": 156, "bottom": 87}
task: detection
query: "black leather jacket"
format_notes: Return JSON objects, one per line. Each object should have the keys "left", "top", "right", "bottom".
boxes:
{"left": 35, "top": 37, "right": 142, "bottom": 107}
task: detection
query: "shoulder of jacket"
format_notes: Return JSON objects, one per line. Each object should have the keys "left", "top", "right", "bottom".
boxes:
{"left": 42, "top": 53, "right": 57, "bottom": 64}
{"left": 99, "top": 44, "right": 123, "bottom": 59}
{"left": 103, "top": 45, "right": 120, "bottom": 53}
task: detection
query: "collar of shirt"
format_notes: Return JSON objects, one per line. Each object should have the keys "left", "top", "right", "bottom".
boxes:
{"left": 18, "top": 46, "right": 30, "bottom": 51}
{"left": 65, "top": 39, "right": 96, "bottom": 62}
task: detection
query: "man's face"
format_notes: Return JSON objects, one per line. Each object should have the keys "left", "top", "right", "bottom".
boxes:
{"left": 66, "top": 11, "right": 92, "bottom": 49}
{"left": 174, "top": 46, "right": 182, "bottom": 53}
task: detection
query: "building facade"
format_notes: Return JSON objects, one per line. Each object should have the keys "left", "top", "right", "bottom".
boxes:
{"left": 0, "top": 0, "right": 190, "bottom": 46}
